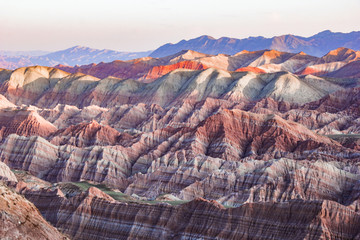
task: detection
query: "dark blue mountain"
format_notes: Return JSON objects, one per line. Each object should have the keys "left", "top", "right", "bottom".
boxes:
{"left": 150, "top": 30, "right": 360, "bottom": 58}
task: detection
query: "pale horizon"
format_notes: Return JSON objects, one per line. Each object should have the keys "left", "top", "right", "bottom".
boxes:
{"left": 1, "top": 0, "right": 359, "bottom": 52}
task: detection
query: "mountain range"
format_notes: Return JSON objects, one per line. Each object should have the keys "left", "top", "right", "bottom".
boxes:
{"left": 0, "top": 46, "right": 152, "bottom": 69}
{"left": 150, "top": 30, "right": 360, "bottom": 58}
{"left": 0, "top": 55, "right": 359, "bottom": 238}
{"left": 1, "top": 30, "right": 360, "bottom": 69}
{"left": 56, "top": 47, "right": 360, "bottom": 82}
{"left": 1, "top": 32, "right": 360, "bottom": 239}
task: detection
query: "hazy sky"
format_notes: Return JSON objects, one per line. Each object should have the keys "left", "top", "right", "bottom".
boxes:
{"left": 1, "top": 0, "right": 359, "bottom": 51}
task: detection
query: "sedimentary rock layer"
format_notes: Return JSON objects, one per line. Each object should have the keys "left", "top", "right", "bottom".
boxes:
{"left": 0, "top": 65, "right": 357, "bottom": 109}
{"left": 19, "top": 186, "right": 360, "bottom": 240}
{"left": 57, "top": 47, "right": 360, "bottom": 80}
{"left": 0, "top": 47, "right": 359, "bottom": 240}
{"left": 0, "top": 183, "right": 67, "bottom": 240}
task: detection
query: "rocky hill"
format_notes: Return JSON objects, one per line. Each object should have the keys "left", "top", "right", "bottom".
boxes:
{"left": 0, "top": 163, "right": 66, "bottom": 239}
{"left": 56, "top": 47, "right": 360, "bottom": 82}
{"left": 0, "top": 47, "right": 359, "bottom": 239}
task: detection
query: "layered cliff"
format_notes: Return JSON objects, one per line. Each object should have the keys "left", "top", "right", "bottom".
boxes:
{"left": 0, "top": 183, "right": 67, "bottom": 240}
{"left": 1, "top": 65, "right": 356, "bottom": 109}
{"left": 0, "top": 108, "right": 57, "bottom": 141}
{"left": 0, "top": 154, "right": 358, "bottom": 240}
{"left": 0, "top": 47, "right": 359, "bottom": 239}
{"left": 57, "top": 47, "right": 360, "bottom": 80}
{"left": 18, "top": 184, "right": 360, "bottom": 240}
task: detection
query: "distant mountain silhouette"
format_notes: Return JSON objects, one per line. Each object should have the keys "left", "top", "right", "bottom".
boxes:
{"left": 1, "top": 30, "right": 360, "bottom": 69}
{"left": 0, "top": 46, "right": 152, "bottom": 69}
{"left": 150, "top": 30, "right": 360, "bottom": 58}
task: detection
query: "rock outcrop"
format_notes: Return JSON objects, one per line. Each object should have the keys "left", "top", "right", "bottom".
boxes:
{"left": 0, "top": 114, "right": 358, "bottom": 201}
{"left": 0, "top": 47, "right": 360, "bottom": 239}
{"left": 57, "top": 47, "right": 360, "bottom": 81}
{"left": 49, "top": 120, "right": 122, "bottom": 147}
{"left": 0, "top": 108, "right": 57, "bottom": 141}
{"left": 2, "top": 157, "right": 358, "bottom": 240}
{"left": 19, "top": 184, "right": 360, "bottom": 240}
{"left": 0, "top": 94, "right": 16, "bottom": 109}
{"left": 0, "top": 183, "right": 67, "bottom": 240}
{"left": 0, "top": 161, "right": 17, "bottom": 183}
{"left": 141, "top": 60, "right": 208, "bottom": 81}
{"left": 1, "top": 65, "right": 356, "bottom": 109}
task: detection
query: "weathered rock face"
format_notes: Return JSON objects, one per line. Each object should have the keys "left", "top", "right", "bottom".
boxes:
{"left": 0, "top": 48, "right": 360, "bottom": 240}
{"left": 49, "top": 120, "right": 123, "bottom": 147}
{"left": 55, "top": 57, "right": 163, "bottom": 80}
{"left": 0, "top": 134, "right": 131, "bottom": 187}
{"left": 18, "top": 185, "right": 360, "bottom": 240}
{"left": 0, "top": 108, "right": 57, "bottom": 141}
{"left": 125, "top": 157, "right": 360, "bottom": 207}
{"left": 0, "top": 86, "right": 358, "bottom": 205}
{"left": 0, "top": 158, "right": 357, "bottom": 240}
{"left": 57, "top": 47, "right": 360, "bottom": 80}
{"left": 0, "top": 183, "right": 67, "bottom": 240}
{"left": 0, "top": 161, "right": 17, "bottom": 183}
{"left": 0, "top": 134, "right": 358, "bottom": 206}
{"left": 1, "top": 107, "right": 357, "bottom": 196}
{"left": 141, "top": 60, "right": 208, "bottom": 82}
{"left": 327, "top": 60, "right": 360, "bottom": 78}
{"left": 189, "top": 109, "right": 339, "bottom": 160}
{"left": 1, "top": 56, "right": 359, "bottom": 108}
{"left": 0, "top": 94, "right": 16, "bottom": 109}
{"left": 235, "top": 66, "right": 266, "bottom": 73}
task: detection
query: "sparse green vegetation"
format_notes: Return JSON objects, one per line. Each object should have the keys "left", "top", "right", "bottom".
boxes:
{"left": 11, "top": 169, "right": 26, "bottom": 174}
{"left": 326, "top": 134, "right": 360, "bottom": 140}
{"left": 146, "top": 200, "right": 189, "bottom": 206}
{"left": 67, "top": 181, "right": 133, "bottom": 202}
{"left": 65, "top": 181, "right": 189, "bottom": 206}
